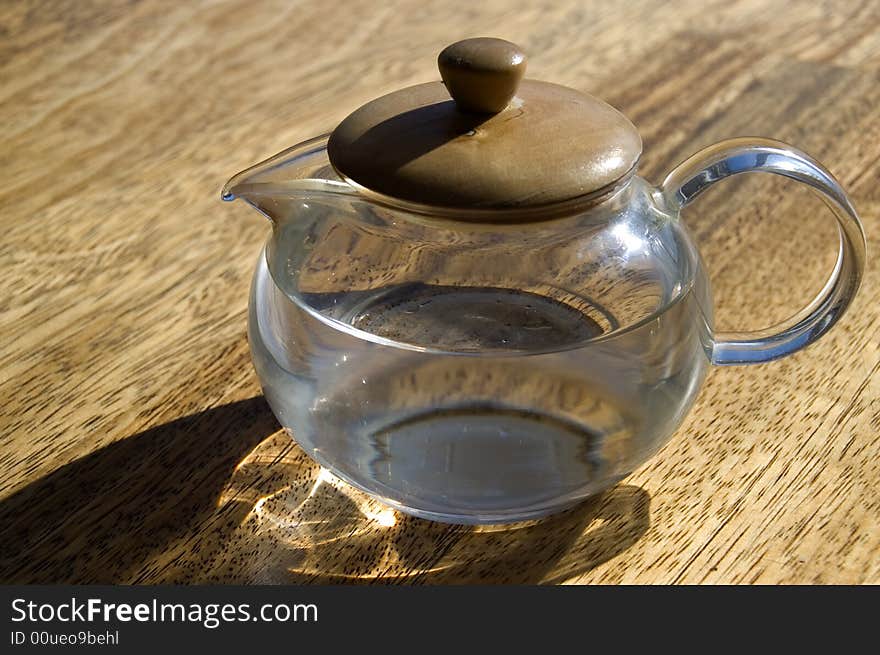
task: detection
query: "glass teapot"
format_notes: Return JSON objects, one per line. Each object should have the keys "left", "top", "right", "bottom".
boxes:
{"left": 223, "top": 38, "right": 865, "bottom": 524}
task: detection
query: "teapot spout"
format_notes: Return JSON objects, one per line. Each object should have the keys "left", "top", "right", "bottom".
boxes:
{"left": 221, "top": 134, "right": 350, "bottom": 223}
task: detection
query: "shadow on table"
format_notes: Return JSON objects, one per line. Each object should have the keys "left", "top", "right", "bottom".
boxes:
{"left": 0, "top": 397, "right": 280, "bottom": 583}
{"left": 0, "top": 397, "right": 651, "bottom": 584}
{"left": 206, "top": 424, "right": 652, "bottom": 584}
{"left": 237, "top": 480, "right": 651, "bottom": 585}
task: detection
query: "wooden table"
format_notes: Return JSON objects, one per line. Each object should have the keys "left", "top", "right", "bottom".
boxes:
{"left": 2, "top": 0, "right": 878, "bottom": 584}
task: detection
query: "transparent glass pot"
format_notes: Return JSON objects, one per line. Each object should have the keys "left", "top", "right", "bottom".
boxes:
{"left": 222, "top": 135, "right": 865, "bottom": 524}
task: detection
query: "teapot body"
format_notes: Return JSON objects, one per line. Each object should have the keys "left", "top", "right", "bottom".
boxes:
{"left": 245, "top": 137, "right": 714, "bottom": 523}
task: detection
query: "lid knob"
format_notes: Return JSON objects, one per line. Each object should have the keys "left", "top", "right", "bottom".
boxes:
{"left": 438, "top": 38, "right": 527, "bottom": 114}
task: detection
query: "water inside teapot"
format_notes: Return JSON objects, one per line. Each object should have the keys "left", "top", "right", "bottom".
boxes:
{"left": 250, "top": 250, "right": 710, "bottom": 522}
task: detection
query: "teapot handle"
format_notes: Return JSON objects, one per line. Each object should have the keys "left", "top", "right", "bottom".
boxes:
{"left": 660, "top": 138, "right": 866, "bottom": 365}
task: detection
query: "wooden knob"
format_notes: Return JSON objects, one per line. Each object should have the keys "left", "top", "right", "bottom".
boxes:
{"left": 438, "top": 38, "right": 527, "bottom": 114}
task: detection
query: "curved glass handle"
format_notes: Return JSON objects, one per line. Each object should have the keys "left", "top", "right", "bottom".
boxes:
{"left": 661, "top": 137, "right": 866, "bottom": 365}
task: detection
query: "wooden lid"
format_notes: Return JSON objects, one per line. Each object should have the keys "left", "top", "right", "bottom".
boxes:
{"left": 328, "top": 38, "right": 641, "bottom": 211}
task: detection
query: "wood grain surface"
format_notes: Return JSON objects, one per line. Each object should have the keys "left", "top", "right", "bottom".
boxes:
{"left": 1, "top": 0, "right": 878, "bottom": 584}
